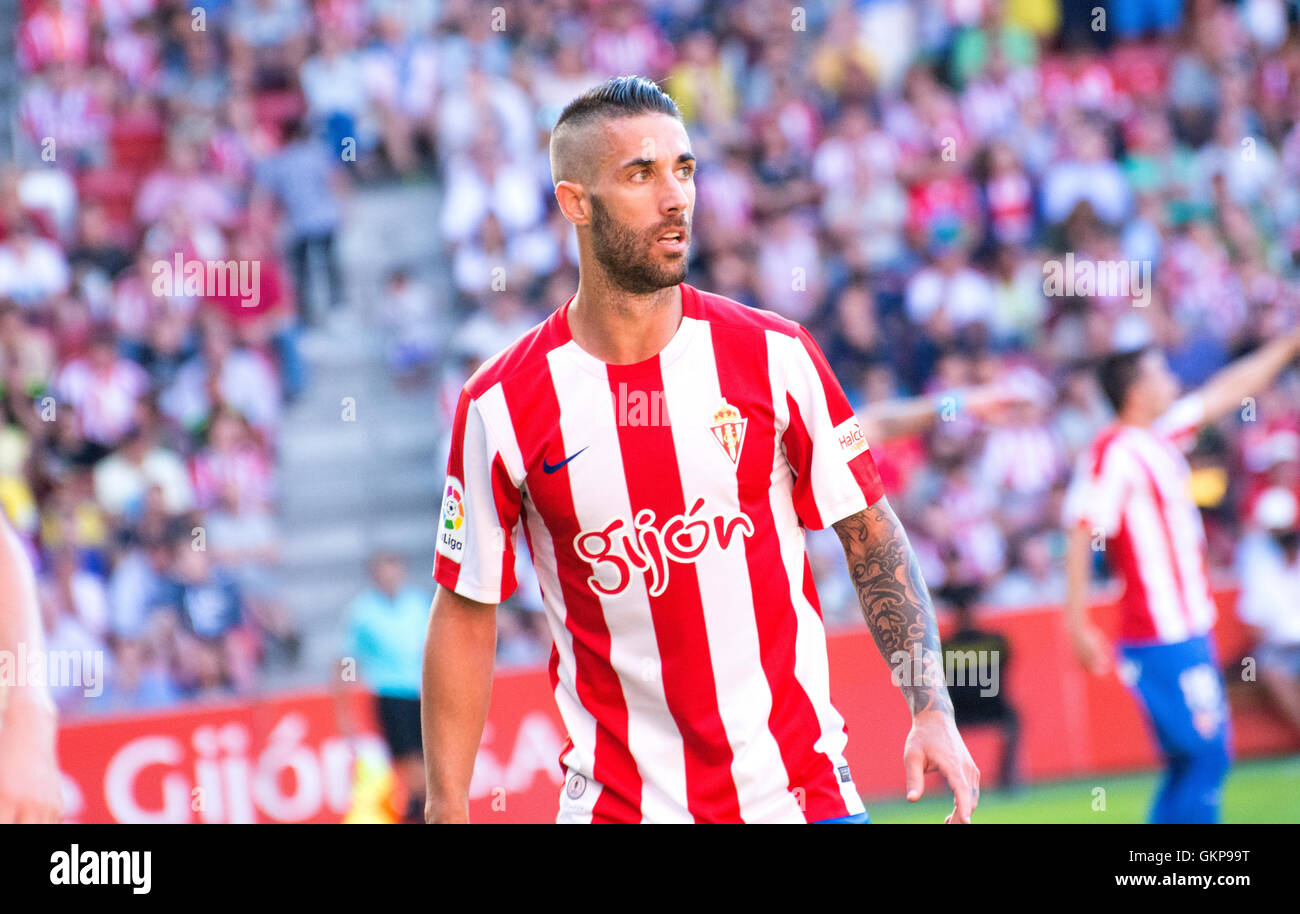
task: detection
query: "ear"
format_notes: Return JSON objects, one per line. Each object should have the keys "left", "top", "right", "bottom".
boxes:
{"left": 554, "top": 181, "right": 590, "bottom": 227}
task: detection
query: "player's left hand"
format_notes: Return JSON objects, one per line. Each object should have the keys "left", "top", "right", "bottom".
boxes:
{"left": 903, "top": 708, "right": 980, "bottom": 824}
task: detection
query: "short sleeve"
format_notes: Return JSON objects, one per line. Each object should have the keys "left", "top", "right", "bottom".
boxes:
{"left": 433, "top": 387, "right": 522, "bottom": 604}
{"left": 1061, "top": 443, "right": 1130, "bottom": 538}
{"left": 781, "top": 327, "right": 885, "bottom": 529}
{"left": 1152, "top": 392, "right": 1205, "bottom": 454}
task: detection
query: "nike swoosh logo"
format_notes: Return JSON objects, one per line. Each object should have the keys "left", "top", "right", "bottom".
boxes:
{"left": 542, "top": 446, "right": 588, "bottom": 474}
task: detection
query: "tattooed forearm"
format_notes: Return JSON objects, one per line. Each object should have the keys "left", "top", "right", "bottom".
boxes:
{"left": 832, "top": 499, "right": 954, "bottom": 717}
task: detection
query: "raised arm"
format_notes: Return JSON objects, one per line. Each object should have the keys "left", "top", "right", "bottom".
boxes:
{"left": 859, "top": 380, "right": 1035, "bottom": 444}
{"left": 1193, "top": 327, "right": 1300, "bottom": 426}
{"left": 831, "top": 496, "right": 980, "bottom": 822}
{"left": 421, "top": 584, "right": 498, "bottom": 824}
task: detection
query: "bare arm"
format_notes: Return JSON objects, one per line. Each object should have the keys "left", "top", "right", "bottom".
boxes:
{"left": 832, "top": 497, "right": 979, "bottom": 822}
{"left": 860, "top": 393, "right": 947, "bottom": 445}
{"left": 832, "top": 498, "right": 952, "bottom": 715}
{"left": 0, "top": 519, "right": 62, "bottom": 823}
{"left": 1194, "top": 328, "right": 1300, "bottom": 425}
{"left": 421, "top": 584, "right": 497, "bottom": 824}
{"left": 1063, "top": 522, "right": 1109, "bottom": 675}
{"left": 860, "top": 381, "right": 1036, "bottom": 444}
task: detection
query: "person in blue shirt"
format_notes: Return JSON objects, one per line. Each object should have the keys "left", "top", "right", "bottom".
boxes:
{"left": 341, "top": 552, "right": 432, "bottom": 823}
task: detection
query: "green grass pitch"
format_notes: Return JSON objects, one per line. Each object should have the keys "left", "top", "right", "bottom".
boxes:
{"left": 862, "top": 755, "right": 1300, "bottom": 823}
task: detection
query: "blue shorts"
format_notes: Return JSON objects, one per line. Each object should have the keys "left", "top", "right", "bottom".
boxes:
{"left": 1118, "top": 633, "right": 1233, "bottom": 823}
{"left": 813, "top": 811, "right": 870, "bottom": 824}
{"left": 1118, "top": 634, "right": 1233, "bottom": 750}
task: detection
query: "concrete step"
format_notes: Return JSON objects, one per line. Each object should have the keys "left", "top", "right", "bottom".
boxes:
{"left": 279, "top": 508, "right": 435, "bottom": 567}
{"left": 280, "top": 464, "right": 442, "bottom": 520}
{"left": 264, "top": 178, "right": 446, "bottom": 693}
{"left": 280, "top": 395, "right": 442, "bottom": 444}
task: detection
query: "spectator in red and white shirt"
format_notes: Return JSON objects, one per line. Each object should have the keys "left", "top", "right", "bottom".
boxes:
{"left": 18, "top": 0, "right": 91, "bottom": 74}
{"left": 55, "top": 328, "right": 149, "bottom": 449}
{"left": 135, "top": 137, "right": 237, "bottom": 231}
{"left": 189, "top": 408, "right": 275, "bottom": 512}
{"left": 19, "top": 64, "right": 108, "bottom": 166}
{"left": 160, "top": 317, "right": 282, "bottom": 437}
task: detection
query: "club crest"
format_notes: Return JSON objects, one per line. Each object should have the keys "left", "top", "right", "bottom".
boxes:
{"left": 710, "top": 398, "right": 747, "bottom": 464}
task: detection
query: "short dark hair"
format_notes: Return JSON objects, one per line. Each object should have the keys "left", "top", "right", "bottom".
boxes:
{"left": 1097, "top": 345, "right": 1153, "bottom": 413}
{"left": 554, "top": 76, "right": 682, "bottom": 134}
{"left": 550, "top": 77, "right": 682, "bottom": 184}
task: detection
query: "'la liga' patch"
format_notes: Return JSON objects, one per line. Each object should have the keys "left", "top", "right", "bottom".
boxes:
{"left": 437, "top": 476, "right": 466, "bottom": 562}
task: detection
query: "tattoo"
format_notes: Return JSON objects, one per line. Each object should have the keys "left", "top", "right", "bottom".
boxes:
{"left": 832, "top": 500, "right": 954, "bottom": 717}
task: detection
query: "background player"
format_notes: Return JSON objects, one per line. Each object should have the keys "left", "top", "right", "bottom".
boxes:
{"left": 422, "top": 77, "right": 978, "bottom": 824}
{"left": 0, "top": 515, "right": 63, "bottom": 824}
{"left": 1063, "top": 331, "right": 1300, "bottom": 823}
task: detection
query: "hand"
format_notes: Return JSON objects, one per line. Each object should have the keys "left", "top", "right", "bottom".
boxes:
{"left": 1070, "top": 623, "right": 1111, "bottom": 676}
{"left": 964, "top": 381, "right": 1039, "bottom": 425}
{"left": 903, "top": 709, "right": 980, "bottom": 823}
{"left": 0, "top": 695, "right": 63, "bottom": 824}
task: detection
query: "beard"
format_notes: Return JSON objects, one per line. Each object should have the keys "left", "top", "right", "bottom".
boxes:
{"left": 589, "top": 194, "right": 689, "bottom": 294}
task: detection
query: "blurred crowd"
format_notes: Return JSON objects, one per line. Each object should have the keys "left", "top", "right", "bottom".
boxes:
{"left": 11, "top": 0, "right": 1300, "bottom": 707}
{"left": 5, "top": 0, "right": 350, "bottom": 716}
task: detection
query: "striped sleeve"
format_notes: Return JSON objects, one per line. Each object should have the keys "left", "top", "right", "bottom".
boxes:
{"left": 1061, "top": 443, "right": 1130, "bottom": 537}
{"left": 780, "top": 326, "right": 885, "bottom": 529}
{"left": 433, "top": 386, "right": 522, "bottom": 604}
{"left": 1152, "top": 392, "right": 1205, "bottom": 453}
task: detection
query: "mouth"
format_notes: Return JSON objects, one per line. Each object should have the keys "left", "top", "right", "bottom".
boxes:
{"left": 655, "top": 229, "right": 688, "bottom": 253}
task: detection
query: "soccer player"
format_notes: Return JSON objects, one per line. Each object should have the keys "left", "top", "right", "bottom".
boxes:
{"left": 0, "top": 515, "right": 63, "bottom": 823}
{"left": 421, "top": 77, "right": 978, "bottom": 824}
{"left": 1063, "top": 333, "right": 1300, "bottom": 823}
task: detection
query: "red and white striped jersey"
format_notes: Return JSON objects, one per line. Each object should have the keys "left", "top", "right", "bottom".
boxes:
{"left": 434, "top": 283, "right": 886, "bottom": 823}
{"left": 1062, "top": 394, "right": 1217, "bottom": 644}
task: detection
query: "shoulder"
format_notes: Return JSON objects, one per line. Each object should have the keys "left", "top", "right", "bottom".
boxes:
{"left": 686, "top": 284, "right": 804, "bottom": 342}
{"left": 1152, "top": 392, "right": 1205, "bottom": 443}
{"left": 1083, "top": 424, "right": 1137, "bottom": 477}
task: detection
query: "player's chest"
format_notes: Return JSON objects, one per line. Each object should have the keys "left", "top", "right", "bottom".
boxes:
{"left": 518, "top": 372, "right": 783, "bottom": 528}
{"left": 1125, "top": 438, "right": 1200, "bottom": 521}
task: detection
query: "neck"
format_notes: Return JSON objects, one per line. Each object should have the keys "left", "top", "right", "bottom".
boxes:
{"left": 567, "top": 269, "right": 683, "bottom": 365}
{"left": 1117, "top": 406, "right": 1155, "bottom": 428}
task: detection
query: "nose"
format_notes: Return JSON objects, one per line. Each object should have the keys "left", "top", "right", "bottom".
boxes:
{"left": 660, "top": 170, "right": 690, "bottom": 217}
